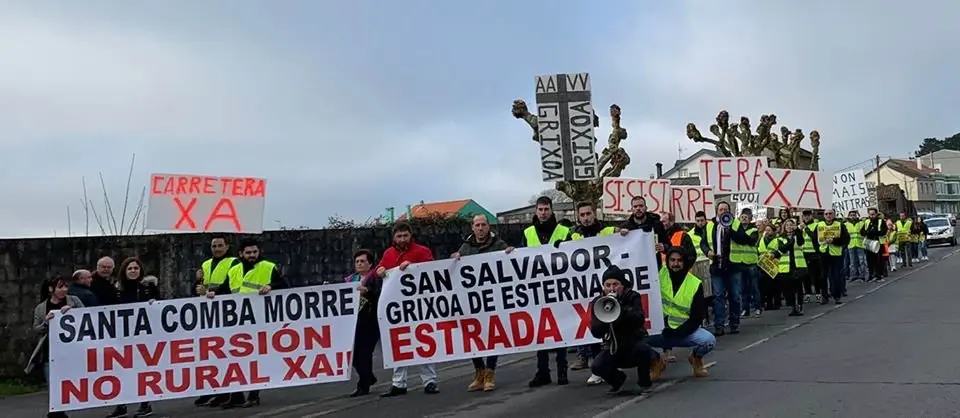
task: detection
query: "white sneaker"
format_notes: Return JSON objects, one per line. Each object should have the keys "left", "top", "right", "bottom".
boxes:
{"left": 922, "top": 256, "right": 929, "bottom": 261}
{"left": 586, "top": 374, "right": 604, "bottom": 385}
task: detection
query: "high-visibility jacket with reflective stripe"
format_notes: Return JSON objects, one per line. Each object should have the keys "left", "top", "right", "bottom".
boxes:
{"left": 570, "top": 226, "right": 616, "bottom": 240}
{"left": 202, "top": 257, "right": 237, "bottom": 287}
{"left": 524, "top": 225, "right": 570, "bottom": 247}
{"left": 690, "top": 233, "right": 705, "bottom": 258}
{"left": 801, "top": 223, "right": 818, "bottom": 254}
{"left": 769, "top": 235, "right": 807, "bottom": 273}
{"left": 895, "top": 220, "right": 913, "bottom": 244}
{"left": 228, "top": 260, "right": 276, "bottom": 294}
{"left": 658, "top": 267, "right": 701, "bottom": 329}
{"left": 729, "top": 220, "right": 759, "bottom": 265}
{"left": 817, "top": 221, "right": 844, "bottom": 257}
{"left": 846, "top": 220, "right": 864, "bottom": 249}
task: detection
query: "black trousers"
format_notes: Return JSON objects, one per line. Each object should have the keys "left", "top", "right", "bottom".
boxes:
{"left": 802, "top": 254, "right": 820, "bottom": 295}
{"left": 781, "top": 271, "right": 805, "bottom": 310}
{"left": 353, "top": 319, "right": 380, "bottom": 389}
{"left": 590, "top": 341, "right": 655, "bottom": 388}
{"left": 866, "top": 250, "right": 883, "bottom": 279}
{"left": 760, "top": 271, "right": 781, "bottom": 308}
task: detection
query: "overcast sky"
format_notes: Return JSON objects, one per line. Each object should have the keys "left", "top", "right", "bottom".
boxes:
{"left": 1, "top": 1, "right": 958, "bottom": 238}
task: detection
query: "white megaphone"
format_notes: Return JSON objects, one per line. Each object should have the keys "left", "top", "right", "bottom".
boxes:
{"left": 718, "top": 211, "right": 735, "bottom": 228}
{"left": 593, "top": 293, "right": 621, "bottom": 324}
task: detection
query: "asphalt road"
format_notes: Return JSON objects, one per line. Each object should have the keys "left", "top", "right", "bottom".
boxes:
{"left": 6, "top": 245, "right": 959, "bottom": 418}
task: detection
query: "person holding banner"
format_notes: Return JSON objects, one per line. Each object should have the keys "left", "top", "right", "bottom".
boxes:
{"left": 347, "top": 249, "right": 382, "bottom": 397}
{"left": 30, "top": 275, "right": 83, "bottom": 418}
{"left": 757, "top": 224, "right": 782, "bottom": 310}
{"left": 566, "top": 201, "right": 616, "bottom": 384}
{"left": 647, "top": 248, "right": 714, "bottom": 380}
{"left": 768, "top": 219, "right": 807, "bottom": 316}
{"left": 207, "top": 238, "right": 288, "bottom": 409}
{"left": 451, "top": 214, "right": 514, "bottom": 393}
{"left": 618, "top": 196, "right": 669, "bottom": 269}
{"left": 589, "top": 265, "right": 659, "bottom": 394}
{"left": 194, "top": 237, "right": 241, "bottom": 407}
{"left": 376, "top": 222, "right": 441, "bottom": 397}
{"left": 106, "top": 258, "right": 160, "bottom": 418}
{"left": 524, "top": 196, "right": 572, "bottom": 387}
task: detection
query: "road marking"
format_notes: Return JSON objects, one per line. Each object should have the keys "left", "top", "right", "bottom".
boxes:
{"left": 738, "top": 338, "right": 769, "bottom": 352}
{"left": 591, "top": 361, "right": 716, "bottom": 418}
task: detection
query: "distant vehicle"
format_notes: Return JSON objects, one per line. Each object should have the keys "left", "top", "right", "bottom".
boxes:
{"left": 924, "top": 217, "right": 956, "bottom": 247}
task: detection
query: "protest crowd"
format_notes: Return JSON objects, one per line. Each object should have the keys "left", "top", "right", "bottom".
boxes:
{"left": 29, "top": 185, "right": 937, "bottom": 418}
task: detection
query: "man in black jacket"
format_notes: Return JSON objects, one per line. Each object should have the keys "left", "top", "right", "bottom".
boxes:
{"left": 647, "top": 248, "right": 715, "bottom": 380}
{"left": 617, "top": 196, "right": 670, "bottom": 269}
{"left": 860, "top": 208, "right": 888, "bottom": 281}
{"left": 589, "top": 265, "right": 658, "bottom": 394}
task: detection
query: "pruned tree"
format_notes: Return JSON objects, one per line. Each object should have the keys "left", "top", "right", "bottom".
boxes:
{"left": 528, "top": 188, "right": 572, "bottom": 205}
{"left": 76, "top": 153, "right": 148, "bottom": 236}
{"left": 685, "top": 110, "right": 821, "bottom": 170}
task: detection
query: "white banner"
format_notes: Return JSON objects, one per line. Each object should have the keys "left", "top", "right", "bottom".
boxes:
{"left": 377, "top": 231, "right": 662, "bottom": 369}
{"left": 48, "top": 284, "right": 359, "bottom": 412}
{"left": 756, "top": 168, "right": 832, "bottom": 209}
{"left": 832, "top": 169, "right": 871, "bottom": 216}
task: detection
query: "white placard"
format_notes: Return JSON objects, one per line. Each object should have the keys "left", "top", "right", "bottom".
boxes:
{"left": 535, "top": 73, "right": 597, "bottom": 182}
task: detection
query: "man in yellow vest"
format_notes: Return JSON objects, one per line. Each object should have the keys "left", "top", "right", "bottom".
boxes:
{"left": 206, "top": 238, "right": 287, "bottom": 409}
{"left": 193, "top": 236, "right": 240, "bottom": 407}
{"left": 567, "top": 201, "right": 616, "bottom": 384}
{"left": 689, "top": 211, "right": 713, "bottom": 260}
{"left": 895, "top": 212, "right": 914, "bottom": 268}
{"left": 730, "top": 208, "right": 761, "bottom": 318}
{"left": 860, "top": 208, "right": 888, "bottom": 281}
{"left": 705, "top": 201, "right": 745, "bottom": 336}
{"left": 818, "top": 210, "right": 850, "bottom": 304}
{"left": 660, "top": 212, "right": 700, "bottom": 268}
{"left": 845, "top": 210, "right": 867, "bottom": 281}
{"left": 525, "top": 196, "right": 572, "bottom": 388}
{"left": 648, "top": 248, "right": 714, "bottom": 380}
{"left": 799, "top": 210, "right": 824, "bottom": 303}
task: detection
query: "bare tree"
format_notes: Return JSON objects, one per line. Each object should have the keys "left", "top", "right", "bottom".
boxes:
{"left": 74, "top": 153, "right": 148, "bottom": 236}
{"left": 528, "top": 188, "right": 573, "bottom": 205}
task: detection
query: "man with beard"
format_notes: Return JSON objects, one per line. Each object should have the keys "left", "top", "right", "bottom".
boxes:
{"left": 194, "top": 237, "right": 241, "bottom": 407}
{"left": 730, "top": 208, "right": 761, "bottom": 318}
{"left": 525, "top": 196, "right": 572, "bottom": 388}
{"left": 648, "top": 248, "right": 714, "bottom": 380}
{"left": 589, "top": 265, "right": 657, "bottom": 395}
{"left": 90, "top": 257, "right": 119, "bottom": 305}
{"left": 845, "top": 210, "right": 867, "bottom": 282}
{"left": 452, "top": 214, "right": 514, "bottom": 392}
{"left": 566, "top": 201, "right": 617, "bottom": 384}
{"left": 689, "top": 211, "right": 714, "bottom": 260}
{"left": 704, "top": 201, "right": 746, "bottom": 335}
{"left": 617, "top": 196, "right": 669, "bottom": 269}
{"left": 377, "top": 222, "right": 441, "bottom": 397}
{"left": 207, "top": 238, "right": 288, "bottom": 409}
{"left": 860, "top": 208, "right": 888, "bottom": 281}
{"left": 818, "top": 209, "right": 850, "bottom": 304}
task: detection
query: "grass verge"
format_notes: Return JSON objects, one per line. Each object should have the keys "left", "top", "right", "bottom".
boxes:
{"left": 0, "top": 379, "right": 42, "bottom": 397}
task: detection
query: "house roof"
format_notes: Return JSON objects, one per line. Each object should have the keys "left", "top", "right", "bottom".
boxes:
{"left": 660, "top": 148, "right": 720, "bottom": 178}
{"left": 496, "top": 201, "right": 576, "bottom": 217}
{"left": 867, "top": 158, "right": 938, "bottom": 179}
{"left": 397, "top": 199, "right": 471, "bottom": 221}
{"left": 669, "top": 177, "right": 702, "bottom": 186}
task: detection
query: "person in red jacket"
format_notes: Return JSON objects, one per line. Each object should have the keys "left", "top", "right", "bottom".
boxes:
{"left": 376, "top": 222, "right": 441, "bottom": 397}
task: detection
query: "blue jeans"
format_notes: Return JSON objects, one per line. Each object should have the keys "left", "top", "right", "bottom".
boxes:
{"left": 536, "top": 348, "right": 567, "bottom": 373}
{"left": 847, "top": 247, "right": 867, "bottom": 279}
{"left": 841, "top": 248, "right": 850, "bottom": 279}
{"left": 740, "top": 266, "right": 761, "bottom": 311}
{"left": 711, "top": 268, "right": 743, "bottom": 329}
{"left": 576, "top": 343, "right": 601, "bottom": 360}
{"left": 919, "top": 241, "right": 928, "bottom": 257}
{"left": 472, "top": 356, "right": 498, "bottom": 370}
{"left": 648, "top": 328, "right": 717, "bottom": 358}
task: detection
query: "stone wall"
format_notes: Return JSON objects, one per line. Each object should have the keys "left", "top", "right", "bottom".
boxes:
{"left": 0, "top": 220, "right": 528, "bottom": 379}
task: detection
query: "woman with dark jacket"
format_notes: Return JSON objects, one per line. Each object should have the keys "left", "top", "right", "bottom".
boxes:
{"left": 30, "top": 275, "right": 83, "bottom": 418}
{"left": 346, "top": 249, "right": 381, "bottom": 397}
{"left": 106, "top": 258, "right": 160, "bottom": 418}
{"left": 451, "top": 214, "right": 513, "bottom": 393}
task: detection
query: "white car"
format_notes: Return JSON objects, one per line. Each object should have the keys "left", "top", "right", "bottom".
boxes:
{"left": 924, "top": 217, "right": 957, "bottom": 247}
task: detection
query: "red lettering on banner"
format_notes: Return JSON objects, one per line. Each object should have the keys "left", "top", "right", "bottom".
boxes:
{"left": 173, "top": 197, "right": 198, "bottom": 229}
{"left": 136, "top": 361, "right": 269, "bottom": 397}
{"left": 281, "top": 354, "right": 335, "bottom": 381}
{"left": 699, "top": 157, "right": 766, "bottom": 192}
{"left": 389, "top": 308, "right": 564, "bottom": 361}
{"left": 669, "top": 186, "right": 715, "bottom": 222}
{"left": 798, "top": 173, "right": 824, "bottom": 208}
{"left": 574, "top": 302, "right": 591, "bottom": 339}
{"left": 151, "top": 175, "right": 266, "bottom": 197}
{"left": 602, "top": 178, "right": 671, "bottom": 214}
{"left": 60, "top": 375, "right": 121, "bottom": 404}
{"left": 762, "top": 170, "right": 792, "bottom": 206}
{"left": 640, "top": 293, "right": 652, "bottom": 330}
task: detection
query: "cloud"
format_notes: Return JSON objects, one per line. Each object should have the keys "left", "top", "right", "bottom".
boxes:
{"left": 1, "top": 1, "right": 957, "bottom": 238}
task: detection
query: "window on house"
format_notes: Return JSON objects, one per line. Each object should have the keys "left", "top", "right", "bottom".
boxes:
{"left": 948, "top": 182, "right": 960, "bottom": 195}
{"left": 678, "top": 168, "right": 688, "bottom": 177}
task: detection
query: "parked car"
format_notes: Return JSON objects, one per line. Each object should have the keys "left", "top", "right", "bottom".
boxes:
{"left": 924, "top": 217, "right": 957, "bottom": 247}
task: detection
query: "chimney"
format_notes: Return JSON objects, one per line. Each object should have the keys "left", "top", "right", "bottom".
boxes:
{"left": 655, "top": 162, "right": 663, "bottom": 178}
{"left": 916, "top": 158, "right": 922, "bottom": 170}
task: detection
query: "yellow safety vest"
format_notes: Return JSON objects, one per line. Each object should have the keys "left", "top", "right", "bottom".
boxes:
{"left": 228, "top": 260, "right": 277, "bottom": 294}
{"left": 524, "top": 225, "right": 571, "bottom": 247}
{"left": 729, "top": 220, "right": 759, "bottom": 265}
{"left": 704, "top": 221, "right": 716, "bottom": 252}
{"left": 689, "top": 232, "right": 705, "bottom": 258}
{"left": 845, "top": 220, "right": 864, "bottom": 249}
{"left": 895, "top": 220, "right": 912, "bottom": 244}
{"left": 801, "top": 223, "right": 817, "bottom": 254}
{"left": 201, "top": 257, "right": 237, "bottom": 287}
{"left": 569, "top": 226, "right": 616, "bottom": 240}
{"left": 769, "top": 235, "right": 808, "bottom": 272}
{"left": 817, "top": 221, "right": 844, "bottom": 257}
{"left": 658, "top": 267, "right": 701, "bottom": 329}
{"left": 758, "top": 236, "right": 775, "bottom": 253}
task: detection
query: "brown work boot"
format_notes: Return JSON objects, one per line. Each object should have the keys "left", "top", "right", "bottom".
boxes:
{"left": 467, "top": 368, "right": 485, "bottom": 392}
{"left": 570, "top": 357, "right": 589, "bottom": 370}
{"left": 689, "top": 355, "right": 709, "bottom": 378}
{"left": 650, "top": 356, "right": 667, "bottom": 382}
{"left": 482, "top": 369, "right": 496, "bottom": 392}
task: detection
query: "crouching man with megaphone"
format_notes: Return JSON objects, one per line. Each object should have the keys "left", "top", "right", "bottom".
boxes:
{"left": 588, "top": 265, "right": 659, "bottom": 394}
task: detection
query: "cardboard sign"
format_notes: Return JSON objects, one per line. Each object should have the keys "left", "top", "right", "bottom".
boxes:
{"left": 737, "top": 202, "right": 767, "bottom": 221}
{"left": 602, "top": 177, "right": 671, "bottom": 216}
{"left": 756, "top": 168, "right": 831, "bottom": 209}
{"left": 729, "top": 193, "right": 759, "bottom": 203}
{"left": 698, "top": 157, "right": 768, "bottom": 194}
{"left": 758, "top": 253, "right": 779, "bottom": 279}
{"left": 832, "top": 169, "right": 871, "bottom": 216}
{"left": 146, "top": 174, "right": 267, "bottom": 233}
{"left": 535, "top": 73, "right": 597, "bottom": 182}
{"left": 669, "top": 186, "right": 716, "bottom": 223}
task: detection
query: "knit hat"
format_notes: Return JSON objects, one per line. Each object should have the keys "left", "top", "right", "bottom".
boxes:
{"left": 602, "top": 265, "right": 630, "bottom": 288}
